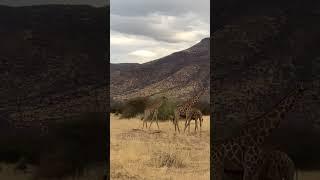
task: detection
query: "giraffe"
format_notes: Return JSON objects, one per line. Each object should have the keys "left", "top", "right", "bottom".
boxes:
{"left": 212, "top": 84, "right": 306, "bottom": 180}
{"left": 184, "top": 108, "right": 204, "bottom": 133}
{"left": 259, "top": 150, "right": 296, "bottom": 180}
{"left": 172, "top": 85, "right": 207, "bottom": 133}
{"left": 141, "top": 96, "right": 167, "bottom": 130}
{"left": 225, "top": 150, "right": 296, "bottom": 180}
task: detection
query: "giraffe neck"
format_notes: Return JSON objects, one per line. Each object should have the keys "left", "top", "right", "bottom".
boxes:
{"left": 149, "top": 98, "right": 164, "bottom": 110}
{"left": 240, "top": 86, "right": 304, "bottom": 145}
{"left": 187, "top": 90, "right": 204, "bottom": 107}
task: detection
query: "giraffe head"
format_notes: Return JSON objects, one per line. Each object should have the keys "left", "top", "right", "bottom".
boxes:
{"left": 278, "top": 83, "right": 307, "bottom": 114}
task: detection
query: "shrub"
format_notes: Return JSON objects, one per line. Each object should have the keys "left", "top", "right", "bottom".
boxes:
{"left": 120, "top": 97, "right": 147, "bottom": 119}
{"left": 115, "top": 96, "right": 209, "bottom": 120}
{"left": 110, "top": 98, "right": 124, "bottom": 114}
{"left": 195, "top": 100, "right": 210, "bottom": 115}
{"left": 150, "top": 151, "right": 185, "bottom": 168}
{"left": 157, "top": 99, "right": 177, "bottom": 121}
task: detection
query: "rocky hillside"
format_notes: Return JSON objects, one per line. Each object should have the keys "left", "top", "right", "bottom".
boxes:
{"left": 0, "top": 5, "right": 107, "bottom": 130}
{"left": 212, "top": 0, "right": 320, "bottom": 164}
{"left": 110, "top": 38, "right": 210, "bottom": 101}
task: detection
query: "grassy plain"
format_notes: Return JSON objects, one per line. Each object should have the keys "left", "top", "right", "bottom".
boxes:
{"left": 110, "top": 113, "right": 210, "bottom": 180}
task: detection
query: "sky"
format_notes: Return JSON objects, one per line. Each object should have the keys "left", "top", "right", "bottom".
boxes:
{"left": 110, "top": 0, "right": 210, "bottom": 64}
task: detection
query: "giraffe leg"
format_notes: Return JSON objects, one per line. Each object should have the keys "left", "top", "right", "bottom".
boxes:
{"left": 155, "top": 111, "right": 160, "bottom": 130}
{"left": 243, "top": 147, "right": 263, "bottom": 180}
{"left": 195, "top": 119, "right": 198, "bottom": 132}
{"left": 174, "top": 110, "right": 180, "bottom": 133}
{"left": 184, "top": 119, "right": 188, "bottom": 132}
{"left": 142, "top": 119, "right": 145, "bottom": 129}
{"left": 176, "top": 120, "right": 180, "bottom": 133}
{"left": 212, "top": 147, "right": 224, "bottom": 180}
{"left": 184, "top": 113, "right": 191, "bottom": 132}
{"left": 184, "top": 119, "right": 189, "bottom": 132}
{"left": 149, "top": 112, "right": 156, "bottom": 129}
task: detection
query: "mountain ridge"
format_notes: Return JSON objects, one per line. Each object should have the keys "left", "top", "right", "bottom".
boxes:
{"left": 110, "top": 38, "right": 210, "bottom": 101}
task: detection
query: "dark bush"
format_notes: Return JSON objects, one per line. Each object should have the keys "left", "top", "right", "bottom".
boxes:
{"left": 195, "top": 100, "right": 210, "bottom": 115}
{"left": 110, "top": 98, "right": 124, "bottom": 114}
{"left": 120, "top": 97, "right": 147, "bottom": 118}
{"left": 113, "top": 96, "right": 210, "bottom": 120}
{"left": 157, "top": 99, "right": 177, "bottom": 121}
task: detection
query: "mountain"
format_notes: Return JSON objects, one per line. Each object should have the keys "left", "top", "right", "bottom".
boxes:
{"left": 0, "top": 5, "right": 107, "bottom": 130}
{"left": 110, "top": 38, "right": 210, "bottom": 101}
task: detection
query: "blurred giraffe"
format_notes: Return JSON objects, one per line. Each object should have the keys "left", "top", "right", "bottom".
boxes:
{"left": 141, "top": 96, "right": 167, "bottom": 130}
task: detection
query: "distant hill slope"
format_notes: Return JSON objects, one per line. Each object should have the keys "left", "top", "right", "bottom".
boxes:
{"left": 110, "top": 38, "right": 210, "bottom": 101}
{"left": 0, "top": 5, "right": 107, "bottom": 127}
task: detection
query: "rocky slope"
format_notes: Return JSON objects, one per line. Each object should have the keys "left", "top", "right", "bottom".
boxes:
{"left": 0, "top": 5, "right": 108, "bottom": 130}
{"left": 110, "top": 38, "right": 210, "bottom": 101}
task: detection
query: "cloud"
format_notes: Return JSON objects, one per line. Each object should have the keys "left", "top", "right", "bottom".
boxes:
{"left": 129, "top": 50, "right": 156, "bottom": 58}
{"left": 110, "top": 0, "right": 209, "bottom": 21}
{"left": 110, "top": 31, "right": 204, "bottom": 64}
{"left": 110, "top": 0, "right": 209, "bottom": 63}
{"left": 111, "top": 12, "right": 208, "bottom": 43}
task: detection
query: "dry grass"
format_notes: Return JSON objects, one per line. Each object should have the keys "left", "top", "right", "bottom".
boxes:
{"left": 110, "top": 113, "right": 210, "bottom": 180}
{"left": 296, "top": 170, "right": 320, "bottom": 180}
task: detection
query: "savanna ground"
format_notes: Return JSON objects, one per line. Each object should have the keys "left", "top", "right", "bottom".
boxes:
{"left": 110, "top": 113, "right": 210, "bottom": 180}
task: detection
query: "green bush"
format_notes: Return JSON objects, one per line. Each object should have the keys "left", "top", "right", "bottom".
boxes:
{"left": 114, "top": 96, "right": 210, "bottom": 120}
{"left": 120, "top": 97, "right": 147, "bottom": 119}
{"left": 157, "top": 99, "right": 178, "bottom": 121}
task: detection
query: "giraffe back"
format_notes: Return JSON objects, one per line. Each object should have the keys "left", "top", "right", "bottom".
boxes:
{"left": 176, "top": 88, "right": 206, "bottom": 116}
{"left": 261, "top": 150, "right": 295, "bottom": 180}
{"left": 188, "top": 108, "right": 203, "bottom": 122}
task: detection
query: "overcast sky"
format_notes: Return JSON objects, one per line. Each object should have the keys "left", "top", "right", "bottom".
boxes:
{"left": 111, "top": 0, "right": 210, "bottom": 64}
